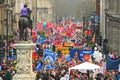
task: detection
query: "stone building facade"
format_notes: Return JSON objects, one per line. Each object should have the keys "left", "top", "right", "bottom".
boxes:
{"left": 0, "top": 0, "right": 54, "bottom": 35}
{"left": 15, "top": 0, "right": 54, "bottom": 28}
{"left": 35, "top": 0, "right": 54, "bottom": 23}
{"left": 106, "top": 0, "right": 120, "bottom": 52}
{"left": 0, "top": 0, "right": 15, "bottom": 35}
{"left": 0, "top": 3, "right": 5, "bottom": 35}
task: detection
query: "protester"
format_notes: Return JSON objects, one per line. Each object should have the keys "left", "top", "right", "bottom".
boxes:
{"left": 0, "top": 19, "right": 120, "bottom": 80}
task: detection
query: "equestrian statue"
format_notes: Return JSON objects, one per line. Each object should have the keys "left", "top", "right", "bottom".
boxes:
{"left": 18, "top": 4, "right": 33, "bottom": 41}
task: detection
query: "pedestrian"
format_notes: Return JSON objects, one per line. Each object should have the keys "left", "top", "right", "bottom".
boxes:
{"left": 115, "top": 72, "right": 120, "bottom": 80}
{"left": 95, "top": 73, "right": 101, "bottom": 80}
{"left": 60, "top": 74, "right": 65, "bottom": 80}
{"left": 0, "top": 72, "right": 3, "bottom": 80}
{"left": 4, "top": 70, "right": 11, "bottom": 80}
{"left": 35, "top": 71, "right": 42, "bottom": 80}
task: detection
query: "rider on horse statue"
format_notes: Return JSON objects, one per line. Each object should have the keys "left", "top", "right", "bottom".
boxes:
{"left": 19, "top": 4, "right": 32, "bottom": 41}
{"left": 20, "top": 4, "right": 30, "bottom": 21}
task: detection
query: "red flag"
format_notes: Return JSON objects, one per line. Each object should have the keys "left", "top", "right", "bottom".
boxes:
{"left": 91, "top": 33, "right": 96, "bottom": 43}
{"left": 36, "top": 23, "right": 43, "bottom": 30}
{"left": 32, "top": 51, "right": 37, "bottom": 59}
{"left": 53, "top": 22, "right": 57, "bottom": 27}
{"left": 47, "top": 22, "right": 52, "bottom": 28}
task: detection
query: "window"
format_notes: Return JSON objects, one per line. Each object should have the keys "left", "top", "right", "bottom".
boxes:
{"left": 0, "top": 0, "right": 4, "bottom": 4}
{"left": 108, "top": 0, "right": 117, "bottom": 12}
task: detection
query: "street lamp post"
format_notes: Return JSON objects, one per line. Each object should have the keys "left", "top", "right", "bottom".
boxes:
{"left": 11, "top": 0, "right": 16, "bottom": 32}
{"left": 4, "top": 2, "right": 10, "bottom": 62}
{"left": 103, "top": 8, "right": 109, "bottom": 55}
{"left": 36, "top": 0, "right": 37, "bottom": 25}
{"left": 104, "top": 8, "right": 108, "bottom": 39}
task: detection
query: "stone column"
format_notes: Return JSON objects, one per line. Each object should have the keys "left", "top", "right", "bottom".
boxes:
{"left": 100, "top": 0, "right": 106, "bottom": 39}
{"left": 13, "top": 41, "right": 36, "bottom": 80}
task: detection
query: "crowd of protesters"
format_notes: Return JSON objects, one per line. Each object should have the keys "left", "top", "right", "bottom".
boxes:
{"left": 33, "top": 55, "right": 120, "bottom": 80}
{"left": 0, "top": 32, "right": 120, "bottom": 80}
{"left": 0, "top": 41, "right": 120, "bottom": 80}
{"left": 0, "top": 55, "right": 120, "bottom": 80}
{"left": 0, "top": 20, "right": 120, "bottom": 80}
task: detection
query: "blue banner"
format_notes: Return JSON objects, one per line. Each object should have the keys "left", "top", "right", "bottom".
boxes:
{"left": 65, "top": 55, "right": 71, "bottom": 62}
{"left": 37, "top": 35, "right": 46, "bottom": 44}
{"left": 35, "top": 61, "right": 42, "bottom": 70}
{"left": 43, "top": 49, "right": 56, "bottom": 69}
{"left": 78, "top": 50, "right": 94, "bottom": 61}
{"left": 70, "top": 49, "right": 94, "bottom": 61}
{"left": 95, "top": 15, "right": 100, "bottom": 22}
{"left": 70, "top": 49, "right": 77, "bottom": 58}
{"left": 106, "top": 55, "right": 120, "bottom": 70}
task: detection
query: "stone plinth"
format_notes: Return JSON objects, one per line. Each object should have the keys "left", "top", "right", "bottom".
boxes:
{"left": 13, "top": 41, "right": 36, "bottom": 80}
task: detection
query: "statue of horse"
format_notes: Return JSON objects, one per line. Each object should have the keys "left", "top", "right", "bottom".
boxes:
{"left": 18, "top": 7, "right": 32, "bottom": 41}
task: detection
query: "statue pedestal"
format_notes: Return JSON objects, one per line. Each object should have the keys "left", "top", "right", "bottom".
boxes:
{"left": 13, "top": 41, "right": 36, "bottom": 80}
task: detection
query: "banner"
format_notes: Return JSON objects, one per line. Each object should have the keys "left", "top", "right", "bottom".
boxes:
{"left": 95, "top": 15, "right": 100, "bottom": 22}
{"left": 36, "top": 23, "right": 43, "bottom": 30}
{"left": 70, "top": 49, "right": 94, "bottom": 62}
{"left": 70, "top": 49, "right": 77, "bottom": 58}
{"left": 106, "top": 55, "right": 120, "bottom": 70}
{"left": 32, "top": 51, "right": 37, "bottom": 60}
{"left": 64, "top": 42, "right": 74, "bottom": 47}
{"left": 43, "top": 49, "right": 56, "bottom": 69}
{"left": 65, "top": 55, "right": 71, "bottom": 62}
{"left": 56, "top": 47, "right": 69, "bottom": 55}
{"left": 37, "top": 35, "right": 46, "bottom": 44}
{"left": 35, "top": 61, "right": 42, "bottom": 70}
{"left": 78, "top": 50, "right": 94, "bottom": 62}
{"left": 47, "top": 22, "right": 52, "bottom": 28}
